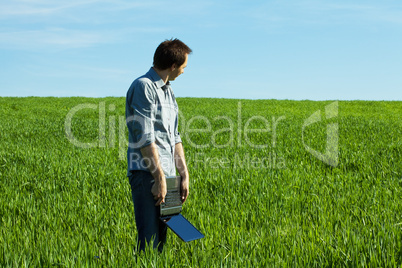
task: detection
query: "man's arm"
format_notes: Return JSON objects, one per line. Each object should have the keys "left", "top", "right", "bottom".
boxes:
{"left": 174, "top": 142, "right": 189, "bottom": 203}
{"left": 140, "top": 143, "right": 166, "bottom": 206}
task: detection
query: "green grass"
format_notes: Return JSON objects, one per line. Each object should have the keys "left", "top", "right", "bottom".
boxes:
{"left": 0, "top": 97, "right": 401, "bottom": 267}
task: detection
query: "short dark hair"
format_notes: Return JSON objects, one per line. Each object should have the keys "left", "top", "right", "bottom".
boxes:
{"left": 153, "top": 38, "right": 192, "bottom": 70}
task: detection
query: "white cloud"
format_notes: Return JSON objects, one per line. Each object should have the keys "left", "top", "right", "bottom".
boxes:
{"left": 244, "top": 0, "right": 402, "bottom": 29}
{"left": 0, "top": 0, "right": 191, "bottom": 50}
{"left": 0, "top": 0, "right": 200, "bottom": 18}
{"left": 0, "top": 28, "right": 113, "bottom": 49}
{"left": 310, "top": 2, "right": 402, "bottom": 24}
{"left": 0, "top": 0, "right": 101, "bottom": 16}
{"left": 0, "top": 25, "right": 170, "bottom": 50}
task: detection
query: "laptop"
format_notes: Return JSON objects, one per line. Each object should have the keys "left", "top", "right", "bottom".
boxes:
{"left": 159, "top": 176, "right": 204, "bottom": 242}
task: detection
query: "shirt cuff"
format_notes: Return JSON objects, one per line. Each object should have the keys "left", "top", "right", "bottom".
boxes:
{"left": 175, "top": 133, "right": 182, "bottom": 144}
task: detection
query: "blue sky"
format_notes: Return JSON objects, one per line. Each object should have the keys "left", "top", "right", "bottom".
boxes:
{"left": 1, "top": 0, "right": 401, "bottom": 100}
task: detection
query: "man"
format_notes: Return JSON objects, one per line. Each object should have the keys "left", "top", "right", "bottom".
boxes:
{"left": 125, "top": 39, "right": 192, "bottom": 252}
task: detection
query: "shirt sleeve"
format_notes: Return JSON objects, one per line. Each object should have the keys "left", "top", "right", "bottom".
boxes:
{"left": 174, "top": 101, "right": 182, "bottom": 144}
{"left": 128, "top": 80, "right": 156, "bottom": 149}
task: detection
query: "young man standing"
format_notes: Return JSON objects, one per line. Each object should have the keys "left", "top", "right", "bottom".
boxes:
{"left": 125, "top": 39, "right": 192, "bottom": 252}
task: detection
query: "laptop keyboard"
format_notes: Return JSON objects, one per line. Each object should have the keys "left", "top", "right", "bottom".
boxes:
{"left": 163, "top": 189, "right": 182, "bottom": 208}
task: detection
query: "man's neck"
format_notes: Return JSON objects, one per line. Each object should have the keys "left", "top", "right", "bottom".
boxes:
{"left": 153, "top": 67, "right": 170, "bottom": 84}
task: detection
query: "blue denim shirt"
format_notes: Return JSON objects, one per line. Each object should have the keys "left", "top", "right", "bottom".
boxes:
{"left": 126, "top": 67, "right": 182, "bottom": 176}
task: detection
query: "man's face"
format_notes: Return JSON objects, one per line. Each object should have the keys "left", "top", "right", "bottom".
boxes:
{"left": 169, "top": 54, "right": 188, "bottom": 81}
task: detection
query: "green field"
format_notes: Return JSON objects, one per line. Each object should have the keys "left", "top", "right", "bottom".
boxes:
{"left": 0, "top": 97, "right": 401, "bottom": 267}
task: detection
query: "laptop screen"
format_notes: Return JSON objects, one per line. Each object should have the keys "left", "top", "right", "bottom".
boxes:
{"left": 161, "top": 214, "right": 205, "bottom": 242}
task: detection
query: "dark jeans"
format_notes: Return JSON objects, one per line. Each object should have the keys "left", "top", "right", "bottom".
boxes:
{"left": 128, "top": 170, "right": 167, "bottom": 253}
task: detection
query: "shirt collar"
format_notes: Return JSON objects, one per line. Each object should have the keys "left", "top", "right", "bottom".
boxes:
{"left": 147, "top": 67, "right": 169, "bottom": 90}
{"left": 162, "top": 81, "right": 170, "bottom": 91}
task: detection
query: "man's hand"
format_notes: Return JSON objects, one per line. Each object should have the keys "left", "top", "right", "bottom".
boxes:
{"left": 180, "top": 176, "right": 189, "bottom": 203}
{"left": 175, "top": 143, "right": 190, "bottom": 203}
{"left": 151, "top": 178, "right": 167, "bottom": 206}
{"left": 140, "top": 143, "right": 167, "bottom": 206}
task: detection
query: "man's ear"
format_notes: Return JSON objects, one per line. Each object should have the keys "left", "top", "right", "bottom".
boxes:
{"left": 170, "top": 64, "right": 177, "bottom": 71}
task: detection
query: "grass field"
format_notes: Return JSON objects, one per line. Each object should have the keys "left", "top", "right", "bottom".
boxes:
{"left": 0, "top": 97, "right": 401, "bottom": 267}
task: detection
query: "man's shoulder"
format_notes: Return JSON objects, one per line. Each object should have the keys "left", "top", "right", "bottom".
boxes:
{"left": 127, "top": 73, "right": 157, "bottom": 102}
{"left": 133, "top": 74, "right": 153, "bottom": 87}
{"left": 128, "top": 73, "right": 156, "bottom": 94}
